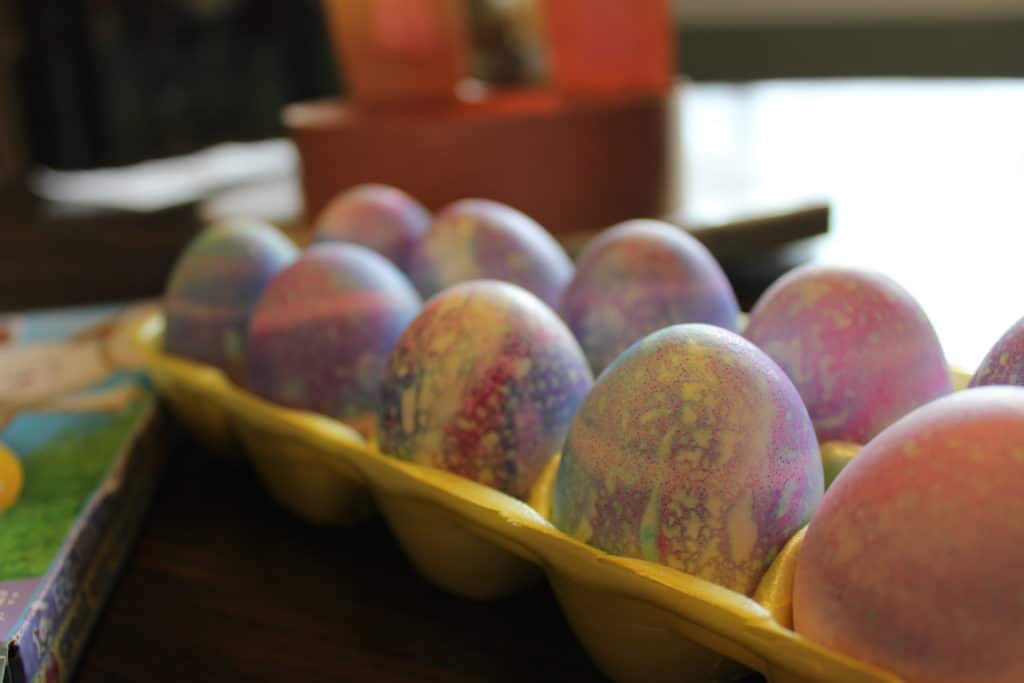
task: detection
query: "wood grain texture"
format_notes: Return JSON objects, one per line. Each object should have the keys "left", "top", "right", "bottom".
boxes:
{"left": 0, "top": 185, "right": 202, "bottom": 312}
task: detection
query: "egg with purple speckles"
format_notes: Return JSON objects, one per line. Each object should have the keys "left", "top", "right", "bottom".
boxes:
{"left": 744, "top": 265, "right": 951, "bottom": 444}
{"left": 245, "top": 243, "right": 421, "bottom": 435}
{"left": 969, "top": 316, "right": 1024, "bottom": 388}
{"left": 559, "top": 219, "right": 740, "bottom": 375}
{"left": 794, "top": 387, "right": 1024, "bottom": 683}
{"left": 313, "top": 184, "right": 430, "bottom": 273}
{"left": 164, "top": 220, "right": 298, "bottom": 380}
{"left": 377, "top": 280, "right": 593, "bottom": 498}
{"left": 407, "top": 199, "right": 573, "bottom": 306}
{"left": 552, "top": 324, "right": 823, "bottom": 595}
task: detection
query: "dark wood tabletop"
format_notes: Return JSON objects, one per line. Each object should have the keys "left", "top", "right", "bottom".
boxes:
{"left": 72, "top": 431, "right": 609, "bottom": 683}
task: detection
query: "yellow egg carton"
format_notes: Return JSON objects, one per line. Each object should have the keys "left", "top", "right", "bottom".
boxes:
{"left": 136, "top": 311, "right": 915, "bottom": 683}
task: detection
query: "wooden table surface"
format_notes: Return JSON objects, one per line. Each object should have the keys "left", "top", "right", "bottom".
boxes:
{"left": 4, "top": 78, "right": 1023, "bottom": 682}
{"left": 73, "top": 435, "right": 609, "bottom": 683}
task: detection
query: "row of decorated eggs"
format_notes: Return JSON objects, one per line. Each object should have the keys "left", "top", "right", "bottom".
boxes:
{"left": 163, "top": 185, "right": 1023, "bottom": 683}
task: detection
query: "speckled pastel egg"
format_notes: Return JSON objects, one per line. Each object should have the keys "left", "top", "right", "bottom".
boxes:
{"left": 245, "top": 243, "right": 421, "bottom": 434}
{"left": 552, "top": 324, "right": 823, "bottom": 595}
{"left": 969, "top": 316, "right": 1024, "bottom": 387}
{"left": 164, "top": 220, "right": 298, "bottom": 380}
{"left": 744, "top": 265, "right": 951, "bottom": 444}
{"left": 794, "top": 387, "right": 1024, "bottom": 683}
{"left": 313, "top": 184, "right": 430, "bottom": 273}
{"left": 407, "top": 199, "right": 574, "bottom": 306}
{"left": 377, "top": 280, "right": 593, "bottom": 498}
{"left": 559, "top": 220, "right": 740, "bottom": 374}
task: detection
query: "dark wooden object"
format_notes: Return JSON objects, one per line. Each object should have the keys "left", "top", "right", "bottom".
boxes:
{"left": 0, "top": 186, "right": 201, "bottom": 312}
{"left": 72, "top": 434, "right": 611, "bottom": 683}
{"left": 286, "top": 88, "right": 678, "bottom": 235}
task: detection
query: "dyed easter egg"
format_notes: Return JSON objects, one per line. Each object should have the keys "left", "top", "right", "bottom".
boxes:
{"left": 164, "top": 220, "right": 298, "bottom": 380}
{"left": 793, "top": 387, "right": 1024, "bottom": 683}
{"left": 246, "top": 243, "right": 421, "bottom": 434}
{"left": 407, "top": 199, "right": 573, "bottom": 306}
{"left": 744, "top": 265, "right": 951, "bottom": 444}
{"left": 559, "top": 219, "right": 740, "bottom": 374}
{"left": 0, "top": 443, "right": 23, "bottom": 512}
{"left": 377, "top": 280, "right": 593, "bottom": 498}
{"left": 313, "top": 184, "right": 430, "bottom": 273}
{"left": 552, "top": 324, "right": 823, "bottom": 595}
{"left": 969, "top": 315, "right": 1024, "bottom": 387}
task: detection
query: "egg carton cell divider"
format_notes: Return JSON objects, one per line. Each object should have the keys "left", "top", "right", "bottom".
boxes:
{"left": 136, "top": 312, "right": 903, "bottom": 683}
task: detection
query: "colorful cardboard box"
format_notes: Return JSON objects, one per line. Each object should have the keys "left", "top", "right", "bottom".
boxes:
{"left": 0, "top": 303, "right": 166, "bottom": 683}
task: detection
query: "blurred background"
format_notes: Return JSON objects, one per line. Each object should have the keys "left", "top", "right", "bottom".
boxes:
{"left": 1, "top": 0, "right": 1023, "bottom": 369}
{"left": 3, "top": 0, "right": 1022, "bottom": 174}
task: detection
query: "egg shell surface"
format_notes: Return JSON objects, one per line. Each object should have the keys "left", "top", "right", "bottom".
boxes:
{"left": 969, "top": 315, "right": 1024, "bottom": 388}
{"left": 407, "top": 199, "right": 573, "bottom": 307}
{"left": 164, "top": 220, "right": 298, "bottom": 380}
{"left": 377, "top": 280, "right": 593, "bottom": 498}
{"left": 559, "top": 219, "right": 740, "bottom": 374}
{"left": 313, "top": 184, "right": 430, "bottom": 273}
{"left": 793, "top": 386, "right": 1024, "bottom": 683}
{"left": 744, "top": 265, "right": 951, "bottom": 444}
{"left": 552, "top": 324, "right": 823, "bottom": 595}
{"left": 246, "top": 243, "right": 421, "bottom": 431}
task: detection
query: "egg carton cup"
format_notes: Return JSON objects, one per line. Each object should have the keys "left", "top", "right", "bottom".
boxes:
{"left": 137, "top": 311, "right": 958, "bottom": 683}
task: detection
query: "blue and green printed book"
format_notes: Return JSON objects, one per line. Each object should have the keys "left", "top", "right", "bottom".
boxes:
{"left": 0, "top": 303, "right": 165, "bottom": 683}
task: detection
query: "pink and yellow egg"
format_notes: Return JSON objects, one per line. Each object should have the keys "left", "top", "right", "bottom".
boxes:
{"left": 559, "top": 219, "right": 740, "bottom": 374}
{"left": 794, "top": 387, "right": 1024, "bottom": 683}
{"left": 552, "top": 324, "right": 823, "bottom": 595}
{"left": 970, "top": 315, "right": 1024, "bottom": 388}
{"left": 377, "top": 280, "right": 593, "bottom": 498}
{"left": 164, "top": 220, "right": 298, "bottom": 381}
{"left": 313, "top": 184, "right": 430, "bottom": 274}
{"left": 245, "top": 243, "right": 421, "bottom": 435}
{"left": 744, "top": 265, "right": 951, "bottom": 444}
{"left": 407, "top": 199, "right": 574, "bottom": 307}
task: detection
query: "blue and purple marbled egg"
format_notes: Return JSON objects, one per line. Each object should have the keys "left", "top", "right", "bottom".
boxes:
{"left": 164, "top": 220, "right": 298, "bottom": 380}
{"left": 377, "top": 280, "right": 593, "bottom": 498}
{"left": 559, "top": 220, "right": 740, "bottom": 374}
{"left": 407, "top": 199, "right": 574, "bottom": 307}
{"left": 313, "top": 184, "right": 430, "bottom": 274}
{"left": 969, "top": 316, "right": 1024, "bottom": 388}
{"left": 245, "top": 243, "right": 421, "bottom": 435}
{"left": 744, "top": 265, "right": 952, "bottom": 444}
{"left": 552, "top": 324, "right": 824, "bottom": 595}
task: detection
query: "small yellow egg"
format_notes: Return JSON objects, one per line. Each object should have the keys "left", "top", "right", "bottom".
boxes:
{"left": 0, "top": 443, "right": 23, "bottom": 511}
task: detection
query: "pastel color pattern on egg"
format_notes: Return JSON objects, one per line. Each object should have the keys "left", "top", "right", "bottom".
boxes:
{"left": 314, "top": 184, "right": 430, "bottom": 273}
{"left": 407, "top": 199, "right": 574, "bottom": 307}
{"left": 377, "top": 280, "right": 593, "bottom": 498}
{"left": 164, "top": 220, "right": 298, "bottom": 380}
{"left": 794, "top": 387, "right": 1024, "bottom": 683}
{"left": 744, "top": 265, "right": 951, "bottom": 444}
{"left": 969, "top": 315, "right": 1024, "bottom": 387}
{"left": 552, "top": 324, "right": 823, "bottom": 596}
{"left": 559, "top": 219, "right": 740, "bottom": 374}
{"left": 246, "top": 243, "right": 421, "bottom": 434}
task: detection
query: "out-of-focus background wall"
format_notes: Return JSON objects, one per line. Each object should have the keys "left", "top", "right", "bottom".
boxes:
{"left": 676, "top": 0, "right": 1024, "bottom": 80}
{"left": 677, "top": 0, "right": 1024, "bottom": 23}
{"left": 2, "top": 0, "right": 1023, "bottom": 175}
